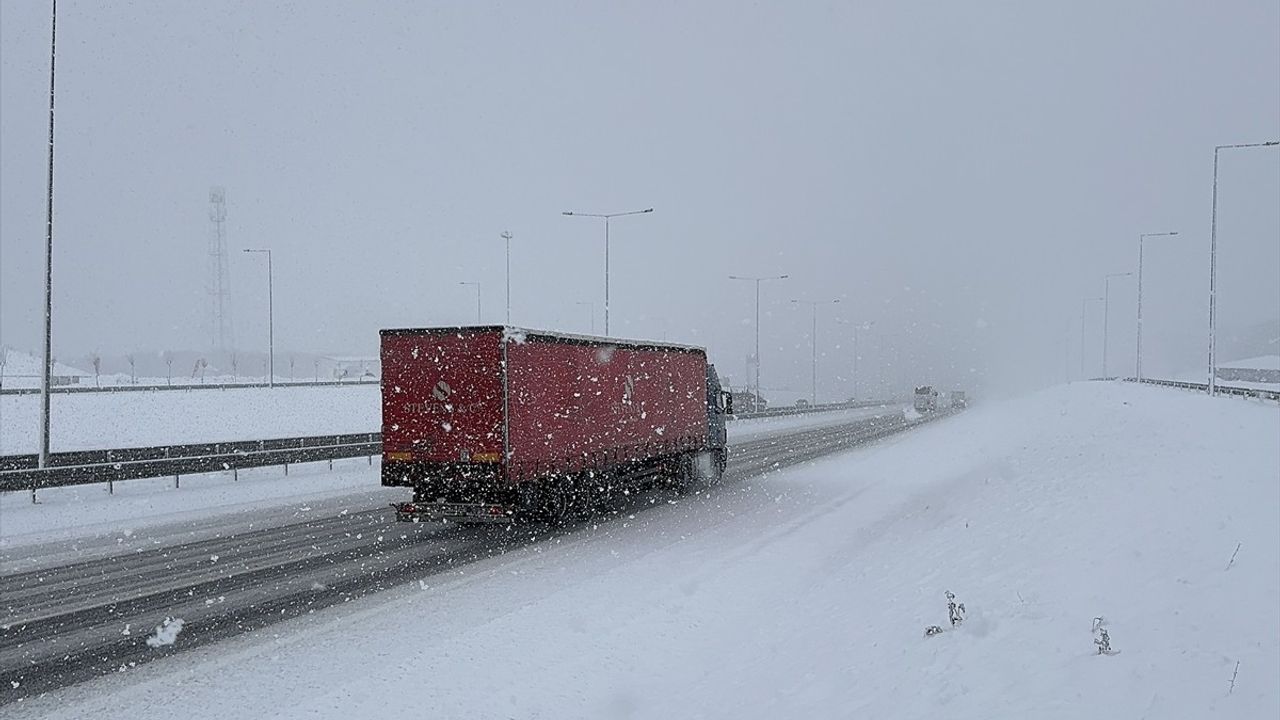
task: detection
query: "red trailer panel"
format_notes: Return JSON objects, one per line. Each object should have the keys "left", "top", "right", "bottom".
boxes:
{"left": 504, "top": 334, "right": 707, "bottom": 480}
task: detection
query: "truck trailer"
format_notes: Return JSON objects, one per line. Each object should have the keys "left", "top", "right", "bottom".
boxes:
{"left": 381, "top": 326, "right": 732, "bottom": 523}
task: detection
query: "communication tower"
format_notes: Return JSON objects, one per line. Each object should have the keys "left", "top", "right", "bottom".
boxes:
{"left": 208, "top": 187, "right": 233, "bottom": 350}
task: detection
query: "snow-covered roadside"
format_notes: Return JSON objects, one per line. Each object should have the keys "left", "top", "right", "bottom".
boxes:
{"left": 728, "top": 403, "right": 908, "bottom": 442}
{"left": 0, "top": 458, "right": 395, "bottom": 562}
{"left": 0, "top": 384, "right": 381, "bottom": 454}
{"left": 0, "top": 407, "right": 904, "bottom": 554}
{"left": 12, "top": 382, "right": 1276, "bottom": 719}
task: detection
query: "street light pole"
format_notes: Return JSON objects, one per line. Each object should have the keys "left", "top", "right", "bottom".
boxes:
{"left": 243, "top": 249, "right": 273, "bottom": 387}
{"left": 501, "top": 231, "right": 513, "bottom": 324}
{"left": 1207, "top": 141, "right": 1278, "bottom": 395}
{"left": 459, "top": 282, "right": 481, "bottom": 324}
{"left": 37, "top": 0, "right": 58, "bottom": 470}
{"left": 1136, "top": 231, "right": 1178, "bottom": 381}
{"left": 792, "top": 298, "right": 840, "bottom": 405}
{"left": 562, "top": 208, "right": 654, "bottom": 336}
{"left": 729, "top": 274, "right": 789, "bottom": 411}
{"left": 1081, "top": 297, "right": 1103, "bottom": 379}
{"left": 1102, "top": 273, "right": 1132, "bottom": 379}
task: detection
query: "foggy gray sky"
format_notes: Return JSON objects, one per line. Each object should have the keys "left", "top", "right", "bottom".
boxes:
{"left": 2, "top": 0, "right": 1277, "bottom": 401}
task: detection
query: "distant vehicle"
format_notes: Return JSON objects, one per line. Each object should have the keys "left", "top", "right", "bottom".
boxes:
{"left": 381, "top": 326, "right": 732, "bottom": 524}
{"left": 950, "top": 391, "right": 967, "bottom": 409}
{"left": 730, "top": 390, "right": 767, "bottom": 413}
{"left": 795, "top": 398, "right": 810, "bottom": 408}
{"left": 913, "top": 385, "right": 939, "bottom": 412}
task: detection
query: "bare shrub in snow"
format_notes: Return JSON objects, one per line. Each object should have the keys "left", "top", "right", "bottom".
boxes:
{"left": 947, "top": 590, "right": 966, "bottom": 627}
{"left": 924, "top": 591, "right": 966, "bottom": 637}
{"left": 1092, "top": 616, "right": 1118, "bottom": 655}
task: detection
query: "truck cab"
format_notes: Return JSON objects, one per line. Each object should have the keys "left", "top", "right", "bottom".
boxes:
{"left": 913, "top": 385, "right": 939, "bottom": 412}
{"left": 706, "top": 364, "right": 731, "bottom": 472}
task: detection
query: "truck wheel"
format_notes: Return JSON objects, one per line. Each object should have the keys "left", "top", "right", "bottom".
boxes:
{"left": 712, "top": 450, "right": 727, "bottom": 484}
{"left": 541, "top": 485, "right": 570, "bottom": 526}
{"left": 678, "top": 451, "right": 722, "bottom": 492}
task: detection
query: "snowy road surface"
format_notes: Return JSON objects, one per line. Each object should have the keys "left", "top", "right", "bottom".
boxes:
{"left": 1, "top": 409, "right": 926, "bottom": 705}
{"left": 4, "top": 382, "right": 1277, "bottom": 719}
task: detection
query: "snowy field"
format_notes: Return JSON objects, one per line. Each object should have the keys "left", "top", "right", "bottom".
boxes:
{"left": 0, "top": 405, "right": 907, "bottom": 552}
{"left": 0, "top": 384, "right": 382, "bottom": 454}
{"left": 8, "top": 381, "right": 1276, "bottom": 719}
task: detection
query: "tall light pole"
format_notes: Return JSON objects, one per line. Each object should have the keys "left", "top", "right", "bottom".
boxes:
{"left": 562, "top": 207, "right": 653, "bottom": 336}
{"left": 460, "top": 281, "right": 481, "bottom": 324}
{"left": 1136, "top": 231, "right": 1178, "bottom": 381}
{"left": 243, "top": 249, "right": 273, "bottom": 387}
{"left": 1081, "top": 297, "right": 1103, "bottom": 379}
{"left": 500, "top": 231, "right": 513, "bottom": 324}
{"left": 1102, "top": 272, "right": 1132, "bottom": 379}
{"left": 574, "top": 301, "right": 596, "bottom": 334}
{"left": 1207, "top": 141, "right": 1279, "bottom": 395}
{"left": 837, "top": 318, "right": 875, "bottom": 401}
{"left": 37, "top": 0, "right": 59, "bottom": 470}
{"left": 792, "top": 298, "right": 840, "bottom": 405}
{"left": 729, "top": 274, "right": 789, "bottom": 411}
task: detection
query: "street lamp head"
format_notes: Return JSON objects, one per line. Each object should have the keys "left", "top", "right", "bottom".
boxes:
{"left": 561, "top": 211, "right": 574, "bottom": 216}
{"left": 641, "top": 208, "right": 654, "bottom": 213}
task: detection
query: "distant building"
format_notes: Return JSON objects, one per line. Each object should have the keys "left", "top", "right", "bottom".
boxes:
{"left": 327, "top": 356, "right": 380, "bottom": 380}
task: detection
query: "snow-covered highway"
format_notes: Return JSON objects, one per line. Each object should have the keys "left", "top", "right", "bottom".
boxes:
{"left": 1, "top": 406, "right": 927, "bottom": 703}
{"left": 3, "top": 382, "right": 1276, "bottom": 719}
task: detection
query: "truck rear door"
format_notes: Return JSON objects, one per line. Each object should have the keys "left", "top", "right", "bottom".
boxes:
{"left": 381, "top": 329, "right": 505, "bottom": 465}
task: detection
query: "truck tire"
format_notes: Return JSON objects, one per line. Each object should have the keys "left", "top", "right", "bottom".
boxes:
{"left": 678, "top": 451, "right": 722, "bottom": 491}
{"left": 539, "top": 483, "right": 571, "bottom": 526}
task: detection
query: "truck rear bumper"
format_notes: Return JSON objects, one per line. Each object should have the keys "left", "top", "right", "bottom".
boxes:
{"left": 392, "top": 501, "right": 516, "bottom": 524}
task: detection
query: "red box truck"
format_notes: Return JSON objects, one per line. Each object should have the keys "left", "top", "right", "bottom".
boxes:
{"left": 381, "top": 326, "right": 732, "bottom": 523}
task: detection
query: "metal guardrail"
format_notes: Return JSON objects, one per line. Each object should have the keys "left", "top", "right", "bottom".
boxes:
{"left": 0, "top": 378, "right": 379, "bottom": 396}
{"left": 1126, "top": 377, "right": 1280, "bottom": 402}
{"left": 0, "top": 433, "right": 380, "bottom": 496}
{"left": 0, "top": 399, "right": 905, "bottom": 498}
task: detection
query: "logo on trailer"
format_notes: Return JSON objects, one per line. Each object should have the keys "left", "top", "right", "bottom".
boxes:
{"left": 432, "top": 380, "right": 452, "bottom": 401}
{"left": 622, "top": 375, "right": 635, "bottom": 404}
